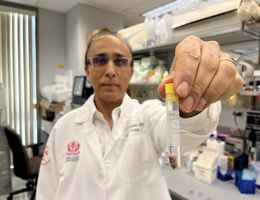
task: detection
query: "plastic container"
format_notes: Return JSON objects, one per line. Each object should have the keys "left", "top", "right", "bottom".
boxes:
{"left": 218, "top": 155, "right": 228, "bottom": 176}
{"left": 217, "top": 166, "right": 234, "bottom": 181}
{"left": 235, "top": 171, "right": 256, "bottom": 194}
{"left": 234, "top": 154, "right": 249, "bottom": 171}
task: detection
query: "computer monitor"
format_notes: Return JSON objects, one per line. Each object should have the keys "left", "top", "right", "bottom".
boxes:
{"left": 72, "top": 76, "right": 93, "bottom": 106}
{"left": 72, "top": 76, "right": 85, "bottom": 97}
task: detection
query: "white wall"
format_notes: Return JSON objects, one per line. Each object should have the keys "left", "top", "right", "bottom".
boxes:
{"left": 66, "top": 4, "right": 124, "bottom": 76}
{"left": 65, "top": 5, "right": 81, "bottom": 80}
{"left": 38, "top": 8, "right": 66, "bottom": 87}
{"left": 38, "top": 4, "right": 124, "bottom": 89}
{"left": 219, "top": 102, "right": 248, "bottom": 130}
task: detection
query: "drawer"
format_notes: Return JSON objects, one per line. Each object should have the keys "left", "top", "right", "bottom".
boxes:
{"left": 0, "top": 169, "right": 11, "bottom": 195}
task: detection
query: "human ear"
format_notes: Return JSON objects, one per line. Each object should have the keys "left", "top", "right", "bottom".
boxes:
{"left": 85, "top": 65, "right": 91, "bottom": 84}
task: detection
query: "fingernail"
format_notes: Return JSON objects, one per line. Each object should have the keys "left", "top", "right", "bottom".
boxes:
{"left": 195, "top": 98, "right": 207, "bottom": 111}
{"left": 180, "top": 96, "right": 194, "bottom": 112}
{"left": 176, "top": 81, "right": 189, "bottom": 97}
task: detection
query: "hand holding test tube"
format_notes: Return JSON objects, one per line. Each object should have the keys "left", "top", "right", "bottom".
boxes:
{"left": 165, "top": 83, "right": 181, "bottom": 169}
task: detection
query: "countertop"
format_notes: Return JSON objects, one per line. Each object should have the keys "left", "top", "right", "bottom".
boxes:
{"left": 162, "top": 166, "right": 260, "bottom": 200}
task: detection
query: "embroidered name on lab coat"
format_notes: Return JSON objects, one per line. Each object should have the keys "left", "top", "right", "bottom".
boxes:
{"left": 65, "top": 140, "right": 80, "bottom": 161}
{"left": 125, "top": 122, "right": 144, "bottom": 137}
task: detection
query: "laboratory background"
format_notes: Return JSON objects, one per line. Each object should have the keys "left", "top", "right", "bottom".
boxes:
{"left": 0, "top": 0, "right": 260, "bottom": 199}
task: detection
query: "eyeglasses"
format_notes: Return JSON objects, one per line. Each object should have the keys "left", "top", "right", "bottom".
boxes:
{"left": 88, "top": 55, "right": 131, "bottom": 69}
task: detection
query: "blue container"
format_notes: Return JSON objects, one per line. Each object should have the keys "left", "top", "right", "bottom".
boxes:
{"left": 217, "top": 167, "right": 234, "bottom": 181}
{"left": 235, "top": 171, "right": 256, "bottom": 194}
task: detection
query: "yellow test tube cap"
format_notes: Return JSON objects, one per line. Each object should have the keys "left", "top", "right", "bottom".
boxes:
{"left": 165, "top": 83, "right": 177, "bottom": 101}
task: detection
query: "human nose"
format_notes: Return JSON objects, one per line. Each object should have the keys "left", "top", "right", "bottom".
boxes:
{"left": 104, "top": 60, "right": 116, "bottom": 77}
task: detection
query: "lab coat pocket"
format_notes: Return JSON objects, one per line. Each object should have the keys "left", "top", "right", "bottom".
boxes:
{"left": 119, "top": 134, "right": 151, "bottom": 182}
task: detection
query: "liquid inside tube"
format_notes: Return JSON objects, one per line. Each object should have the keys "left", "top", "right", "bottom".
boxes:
{"left": 165, "top": 83, "right": 181, "bottom": 169}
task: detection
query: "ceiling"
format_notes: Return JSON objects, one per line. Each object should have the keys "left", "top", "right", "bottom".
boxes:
{"left": 3, "top": 0, "right": 172, "bottom": 26}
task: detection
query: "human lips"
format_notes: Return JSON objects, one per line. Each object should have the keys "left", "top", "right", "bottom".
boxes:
{"left": 101, "top": 83, "right": 119, "bottom": 90}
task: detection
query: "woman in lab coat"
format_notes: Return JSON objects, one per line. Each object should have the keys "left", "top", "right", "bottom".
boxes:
{"left": 36, "top": 29, "right": 243, "bottom": 200}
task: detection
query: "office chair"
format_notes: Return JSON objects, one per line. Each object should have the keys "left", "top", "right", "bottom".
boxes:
{"left": 4, "top": 126, "right": 43, "bottom": 200}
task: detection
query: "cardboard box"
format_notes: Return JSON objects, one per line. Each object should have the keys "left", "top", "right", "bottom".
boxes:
{"left": 40, "top": 98, "right": 65, "bottom": 121}
{"left": 41, "top": 107, "right": 55, "bottom": 121}
{"left": 40, "top": 98, "right": 64, "bottom": 112}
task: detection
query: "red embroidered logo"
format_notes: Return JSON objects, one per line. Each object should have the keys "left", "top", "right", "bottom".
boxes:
{"left": 66, "top": 140, "right": 80, "bottom": 156}
{"left": 41, "top": 146, "right": 50, "bottom": 165}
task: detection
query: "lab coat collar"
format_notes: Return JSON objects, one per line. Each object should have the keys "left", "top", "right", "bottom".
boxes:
{"left": 73, "top": 95, "right": 96, "bottom": 124}
{"left": 73, "top": 94, "right": 132, "bottom": 124}
{"left": 73, "top": 93, "right": 133, "bottom": 167}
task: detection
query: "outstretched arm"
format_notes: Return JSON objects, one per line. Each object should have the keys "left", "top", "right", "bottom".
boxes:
{"left": 158, "top": 36, "right": 244, "bottom": 117}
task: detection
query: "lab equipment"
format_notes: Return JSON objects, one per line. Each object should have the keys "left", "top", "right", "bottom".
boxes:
{"left": 249, "top": 161, "right": 260, "bottom": 187}
{"left": 217, "top": 167, "right": 234, "bottom": 181}
{"left": 72, "top": 76, "right": 86, "bottom": 96}
{"left": 206, "top": 137, "right": 225, "bottom": 157}
{"left": 181, "top": 152, "right": 192, "bottom": 172}
{"left": 41, "top": 75, "right": 71, "bottom": 102}
{"left": 218, "top": 155, "right": 228, "bottom": 176}
{"left": 217, "top": 155, "right": 234, "bottom": 181}
{"left": 194, "top": 148, "right": 218, "bottom": 184}
{"left": 72, "top": 76, "right": 93, "bottom": 106}
{"left": 235, "top": 170, "right": 256, "bottom": 194}
{"left": 227, "top": 150, "right": 243, "bottom": 170}
{"left": 234, "top": 153, "right": 249, "bottom": 171}
{"left": 165, "top": 83, "right": 181, "bottom": 168}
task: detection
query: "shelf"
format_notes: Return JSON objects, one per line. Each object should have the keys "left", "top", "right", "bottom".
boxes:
{"left": 239, "top": 90, "right": 260, "bottom": 96}
{"left": 244, "top": 23, "right": 260, "bottom": 37}
{"left": 127, "top": 83, "right": 161, "bottom": 103}
{"left": 133, "top": 11, "right": 260, "bottom": 55}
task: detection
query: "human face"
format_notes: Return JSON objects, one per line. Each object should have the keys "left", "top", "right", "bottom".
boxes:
{"left": 85, "top": 35, "right": 133, "bottom": 106}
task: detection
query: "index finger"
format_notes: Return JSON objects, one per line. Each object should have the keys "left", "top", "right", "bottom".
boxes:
{"left": 172, "top": 36, "right": 202, "bottom": 98}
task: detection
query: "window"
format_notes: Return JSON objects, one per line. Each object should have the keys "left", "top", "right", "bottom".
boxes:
{"left": 0, "top": 3, "right": 38, "bottom": 145}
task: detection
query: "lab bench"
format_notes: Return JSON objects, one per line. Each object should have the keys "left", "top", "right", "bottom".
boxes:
{"left": 162, "top": 166, "right": 260, "bottom": 200}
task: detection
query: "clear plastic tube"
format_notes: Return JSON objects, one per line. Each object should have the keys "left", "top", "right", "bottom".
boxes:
{"left": 165, "top": 83, "right": 181, "bottom": 168}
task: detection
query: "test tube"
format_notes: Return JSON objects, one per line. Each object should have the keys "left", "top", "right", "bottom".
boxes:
{"left": 165, "top": 83, "right": 181, "bottom": 169}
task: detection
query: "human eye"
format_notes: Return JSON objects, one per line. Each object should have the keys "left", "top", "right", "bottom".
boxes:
{"left": 114, "top": 57, "right": 129, "bottom": 67}
{"left": 93, "top": 56, "right": 108, "bottom": 67}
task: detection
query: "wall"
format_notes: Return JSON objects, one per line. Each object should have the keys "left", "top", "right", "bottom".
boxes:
{"left": 65, "top": 5, "right": 81, "bottom": 82}
{"left": 66, "top": 4, "right": 124, "bottom": 76}
{"left": 219, "top": 102, "right": 248, "bottom": 130}
{"left": 38, "top": 4, "right": 124, "bottom": 89}
{"left": 38, "top": 8, "right": 66, "bottom": 88}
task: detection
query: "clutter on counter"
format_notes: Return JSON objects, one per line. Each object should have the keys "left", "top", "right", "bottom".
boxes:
{"left": 40, "top": 98, "right": 65, "bottom": 121}
{"left": 41, "top": 75, "right": 72, "bottom": 103}
{"left": 161, "top": 130, "right": 260, "bottom": 196}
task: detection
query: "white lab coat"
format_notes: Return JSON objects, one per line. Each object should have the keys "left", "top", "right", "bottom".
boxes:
{"left": 36, "top": 94, "right": 221, "bottom": 200}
